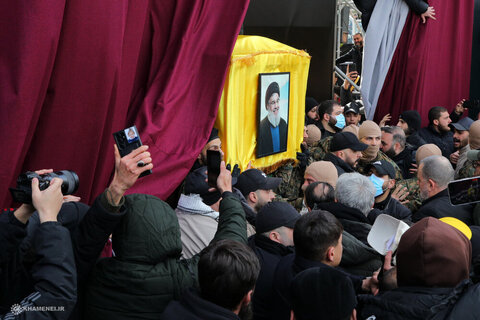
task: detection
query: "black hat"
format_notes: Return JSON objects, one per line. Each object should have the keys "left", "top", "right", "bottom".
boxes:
{"left": 265, "top": 82, "right": 280, "bottom": 109}
{"left": 184, "top": 166, "right": 221, "bottom": 205}
{"left": 256, "top": 202, "right": 300, "bottom": 234}
{"left": 450, "top": 117, "right": 474, "bottom": 131}
{"left": 291, "top": 266, "right": 357, "bottom": 320}
{"left": 345, "top": 101, "right": 360, "bottom": 114}
{"left": 367, "top": 160, "right": 395, "bottom": 179}
{"left": 235, "top": 169, "right": 282, "bottom": 197}
{"left": 330, "top": 132, "right": 368, "bottom": 152}
{"left": 399, "top": 110, "right": 422, "bottom": 132}
{"left": 305, "top": 97, "right": 319, "bottom": 114}
{"left": 208, "top": 128, "right": 219, "bottom": 143}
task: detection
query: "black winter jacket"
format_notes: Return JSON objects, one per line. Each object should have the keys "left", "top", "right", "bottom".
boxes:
{"left": 248, "top": 235, "right": 294, "bottom": 320}
{"left": 371, "top": 194, "right": 412, "bottom": 223}
{"left": 392, "top": 147, "right": 415, "bottom": 179}
{"left": 315, "top": 202, "right": 372, "bottom": 245}
{"left": 358, "top": 280, "right": 480, "bottom": 320}
{"left": 413, "top": 189, "right": 473, "bottom": 225}
{"left": 0, "top": 218, "right": 77, "bottom": 319}
{"left": 418, "top": 125, "right": 454, "bottom": 158}
{"left": 325, "top": 153, "right": 356, "bottom": 176}
{"left": 160, "top": 288, "right": 239, "bottom": 320}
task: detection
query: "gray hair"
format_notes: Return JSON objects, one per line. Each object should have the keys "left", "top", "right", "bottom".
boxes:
{"left": 335, "top": 172, "right": 375, "bottom": 216}
{"left": 420, "top": 155, "right": 454, "bottom": 188}
{"left": 381, "top": 126, "right": 406, "bottom": 149}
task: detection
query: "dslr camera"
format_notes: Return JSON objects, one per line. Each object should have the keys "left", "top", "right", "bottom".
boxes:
{"left": 9, "top": 170, "right": 79, "bottom": 204}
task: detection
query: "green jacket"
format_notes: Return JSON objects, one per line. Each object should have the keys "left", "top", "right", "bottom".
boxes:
{"left": 84, "top": 192, "right": 246, "bottom": 320}
{"left": 357, "top": 151, "right": 404, "bottom": 181}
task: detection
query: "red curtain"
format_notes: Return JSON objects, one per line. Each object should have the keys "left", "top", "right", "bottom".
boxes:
{"left": 0, "top": 0, "right": 249, "bottom": 208}
{"left": 374, "top": 0, "right": 474, "bottom": 126}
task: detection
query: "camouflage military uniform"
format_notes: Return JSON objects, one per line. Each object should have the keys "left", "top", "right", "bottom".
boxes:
{"left": 396, "top": 177, "right": 422, "bottom": 213}
{"left": 356, "top": 150, "right": 404, "bottom": 181}
{"left": 308, "top": 136, "right": 333, "bottom": 162}
{"left": 457, "top": 159, "right": 476, "bottom": 179}
{"left": 269, "top": 160, "right": 304, "bottom": 206}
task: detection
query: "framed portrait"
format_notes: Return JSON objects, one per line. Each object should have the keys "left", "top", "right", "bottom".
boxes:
{"left": 256, "top": 72, "right": 290, "bottom": 158}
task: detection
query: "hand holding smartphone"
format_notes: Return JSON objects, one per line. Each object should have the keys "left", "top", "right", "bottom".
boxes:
{"left": 113, "top": 125, "right": 152, "bottom": 178}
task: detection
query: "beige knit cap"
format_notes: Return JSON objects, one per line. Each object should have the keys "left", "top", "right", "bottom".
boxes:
{"left": 415, "top": 144, "right": 442, "bottom": 164}
{"left": 304, "top": 161, "right": 338, "bottom": 188}
{"left": 358, "top": 120, "right": 381, "bottom": 140}
{"left": 468, "top": 120, "right": 480, "bottom": 150}
{"left": 305, "top": 124, "right": 322, "bottom": 147}
{"left": 342, "top": 124, "right": 360, "bottom": 138}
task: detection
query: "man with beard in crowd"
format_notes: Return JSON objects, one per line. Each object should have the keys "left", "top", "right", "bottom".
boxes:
{"left": 413, "top": 155, "right": 473, "bottom": 224}
{"left": 257, "top": 82, "right": 287, "bottom": 156}
{"left": 449, "top": 117, "right": 474, "bottom": 175}
{"left": 161, "top": 240, "right": 260, "bottom": 320}
{"left": 418, "top": 106, "right": 454, "bottom": 158}
{"left": 325, "top": 132, "right": 367, "bottom": 176}
{"left": 336, "top": 33, "right": 364, "bottom": 76}
{"left": 316, "top": 100, "right": 345, "bottom": 139}
{"left": 396, "top": 110, "right": 426, "bottom": 150}
{"left": 356, "top": 121, "right": 403, "bottom": 180}
{"left": 381, "top": 126, "right": 414, "bottom": 179}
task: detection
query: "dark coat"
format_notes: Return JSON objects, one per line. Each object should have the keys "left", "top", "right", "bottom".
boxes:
{"left": 371, "top": 194, "right": 412, "bottom": 223}
{"left": 392, "top": 147, "right": 415, "bottom": 179}
{"left": 413, "top": 189, "right": 473, "bottom": 225}
{"left": 406, "top": 131, "right": 426, "bottom": 151}
{"left": 0, "top": 217, "right": 77, "bottom": 319}
{"left": 84, "top": 192, "right": 247, "bottom": 320}
{"left": 358, "top": 280, "right": 480, "bottom": 320}
{"left": 267, "top": 254, "right": 364, "bottom": 320}
{"left": 248, "top": 235, "right": 294, "bottom": 320}
{"left": 315, "top": 202, "right": 372, "bottom": 245}
{"left": 336, "top": 46, "right": 363, "bottom": 76}
{"left": 160, "top": 288, "right": 239, "bottom": 320}
{"left": 418, "top": 125, "right": 454, "bottom": 158}
{"left": 325, "top": 153, "right": 356, "bottom": 176}
{"left": 257, "top": 116, "right": 287, "bottom": 157}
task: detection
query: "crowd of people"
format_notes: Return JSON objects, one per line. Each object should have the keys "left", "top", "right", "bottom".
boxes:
{"left": 3, "top": 94, "right": 480, "bottom": 319}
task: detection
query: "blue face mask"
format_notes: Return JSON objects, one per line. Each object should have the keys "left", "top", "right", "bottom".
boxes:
{"left": 334, "top": 113, "right": 346, "bottom": 129}
{"left": 369, "top": 174, "right": 386, "bottom": 197}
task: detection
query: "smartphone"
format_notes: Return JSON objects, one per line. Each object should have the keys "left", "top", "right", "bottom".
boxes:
{"left": 339, "top": 61, "right": 357, "bottom": 73}
{"left": 448, "top": 176, "right": 480, "bottom": 206}
{"left": 113, "top": 125, "right": 152, "bottom": 178}
{"left": 207, "top": 150, "right": 221, "bottom": 188}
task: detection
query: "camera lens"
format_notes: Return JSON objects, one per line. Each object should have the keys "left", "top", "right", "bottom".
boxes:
{"left": 53, "top": 170, "right": 80, "bottom": 195}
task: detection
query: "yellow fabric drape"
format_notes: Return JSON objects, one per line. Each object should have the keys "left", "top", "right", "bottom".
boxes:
{"left": 215, "top": 35, "right": 311, "bottom": 173}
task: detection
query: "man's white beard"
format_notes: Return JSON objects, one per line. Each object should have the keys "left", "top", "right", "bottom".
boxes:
{"left": 267, "top": 110, "right": 280, "bottom": 127}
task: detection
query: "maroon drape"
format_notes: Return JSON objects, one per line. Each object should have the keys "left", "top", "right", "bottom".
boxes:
{"left": 0, "top": 0, "right": 249, "bottom": 208}
{"left": 374, "top": 0, "right": 474, "bottom": 126}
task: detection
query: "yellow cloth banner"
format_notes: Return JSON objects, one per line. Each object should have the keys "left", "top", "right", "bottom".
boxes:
{"left": 215, "top": 35, "right": 311, "bottom": 173}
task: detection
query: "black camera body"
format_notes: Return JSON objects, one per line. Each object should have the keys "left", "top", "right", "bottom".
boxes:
{"left": 9, "top": 170, "right": 79, "bottom": 204}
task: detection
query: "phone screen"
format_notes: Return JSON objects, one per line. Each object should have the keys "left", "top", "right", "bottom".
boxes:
{"left": 448, "top": 176, "right": 480, "bottom": 205}
{"left": 207, "top": 150, "right": 221, "bottom": 188}
{"left": 113, "top": 125, "right": 152, "bottom": 178}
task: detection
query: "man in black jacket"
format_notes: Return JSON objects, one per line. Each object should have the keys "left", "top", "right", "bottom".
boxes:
{"left": 418, "top": 106, "right": 455, "bottom": 158}
{"left": 413, "top": 155, "right": 473, "bottom": 224}
{"left": 248, "top": 202, "right": 299, "bottom": 320}
{"left": 0, "top": 176, "right": 77, "bottom": 319}
{"left": 325, "top": 132, "right": 367, "bottom": 176}
{"left": 367, "top": 160, "right": 412, "bottom": 223}
{"left": 264, "top": 211, "right": 378, "bottom": 320}
{"left": 396, "top": 110, "right": 426, "bottom": 150}
{"left": 160, "top": 240, "right": 260, "bottom": 320}
{"left": 381, "top": 126, "right": 415, "bottom": 179}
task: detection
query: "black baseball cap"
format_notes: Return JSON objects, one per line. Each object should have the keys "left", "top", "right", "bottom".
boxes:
{"left": 367, "top": 160, "right": 395, "bottom": 179}
{"left": 330, "top": 132, "right": 368, "bottom": 152}
{"left": 345, "top": 101, "right": 360, "bottom": 114}
{"left": 184, "top": 166, "right": 221, "bottom": 205}
{"left": 235, "top": 169, "right": 282, "bottom": 197}
{"left": 256, "top": 201, "right": 300, "bottom": 234}
{"left": 450, "top": 117, "right": 474, "bottom": 131}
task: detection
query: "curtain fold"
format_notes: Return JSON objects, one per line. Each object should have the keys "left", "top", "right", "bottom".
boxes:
{"left": 374, "top": 0, "right": 474, "bottom": 125}
{"left": 0, "top": 0, "right": 249, "bottom": 208}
